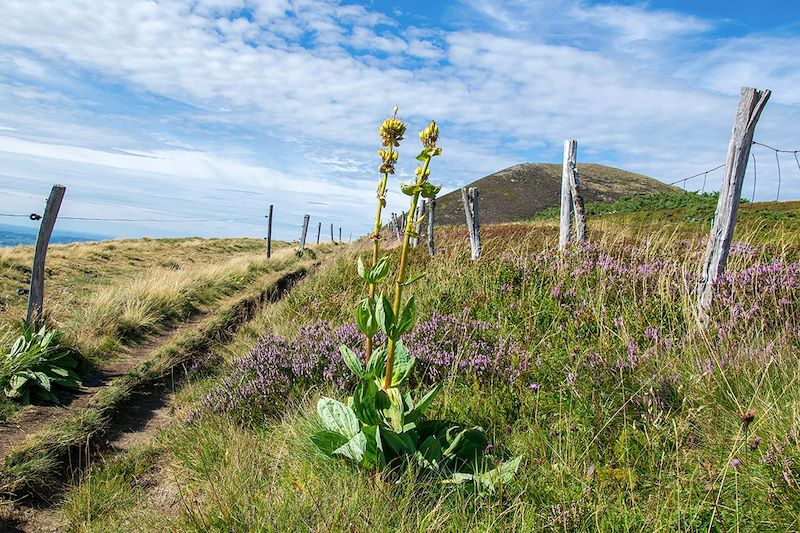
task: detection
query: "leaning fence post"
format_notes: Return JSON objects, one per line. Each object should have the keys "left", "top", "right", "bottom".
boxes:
{"left": 316, "top": 222, "right": 321, "bottom": 244}
{"left": 330, "top": 223, "right": 335, "bottom": 243}
{"left": 299, "top": 214, "right": 310, "bottom": 251}
{"left": 559, "top": 140, "right": 574, "bottom": 250}
{"left": 565, "top": 140, "right": 587, "bottom": 243}
{"left": 266, "top": 204, "right": 273, "bottom": 258}
{"left": 697, "top": 87, "right": 771, "bottom": 318}
{"left": 427, "top": 196, "right": 436, "bottom": 256}
{"left": 461, "top": 187, "right": 481, "bottom": 260}
{"left": 27, "top": 184, "right": 66, "bottom": 326}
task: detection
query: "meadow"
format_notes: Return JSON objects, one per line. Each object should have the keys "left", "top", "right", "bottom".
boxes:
{"left": 35, "top": 200, "right": 800, "bottom": 532}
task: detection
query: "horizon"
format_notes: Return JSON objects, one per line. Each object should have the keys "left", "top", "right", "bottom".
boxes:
{"left": 1, "top": 0, "right": 799, "bottom": 240}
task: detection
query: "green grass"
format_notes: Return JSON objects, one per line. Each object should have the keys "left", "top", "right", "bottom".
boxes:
{"left": 28, "top": 205, "right": 800, "bottom": 530}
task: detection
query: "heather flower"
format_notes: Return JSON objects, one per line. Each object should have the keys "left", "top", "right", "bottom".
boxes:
{"left": 730, "top": 458, "right": 741, "bottom": 470}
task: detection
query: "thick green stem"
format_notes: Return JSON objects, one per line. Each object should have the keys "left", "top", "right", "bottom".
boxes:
{"left": 383, "top": 158, "right": 429, "bottom": 389}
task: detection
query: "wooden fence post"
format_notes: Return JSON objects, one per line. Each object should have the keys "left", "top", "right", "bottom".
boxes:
{"left": 565, "top": 140, "right": 587, "bottom": 243}
{"left": 266, "top": 204, "right": 273, "bottom": 258}
{"left": 330, "top": 223, "right": 335, "bottom": 243}
{"left": 339, "top": 227, "right": 342, "bottom": 243}
{"left": 316, "top": 222, "right": 321, "bottom": 244}
{"left": 559, "top": 140, "right": 574, "bottom": 250}
{"left": 394, "top": 213, "right": 402, "bottom": 240}
{"left": 461, "top": 187, "right": 481, "bottom": 260}
{"left": 299, "top": 214, "right": 310, "bottom": 251}
{"left": 26, "top": 184, "right": 66, "bottom": 326}
{"left": 697, "top": 87, "right": 771, "bottom": 317}
{"left": 427, "top": 196, "right": 436, "bottom": 257}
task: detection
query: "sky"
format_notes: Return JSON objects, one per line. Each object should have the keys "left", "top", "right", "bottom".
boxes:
{"left": 0, "top": 0, "right": 799, "bottom": 241}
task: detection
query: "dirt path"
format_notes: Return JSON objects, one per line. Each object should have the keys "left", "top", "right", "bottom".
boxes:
{"left": 0, "top": 316, "right": 204, "bottom": 464}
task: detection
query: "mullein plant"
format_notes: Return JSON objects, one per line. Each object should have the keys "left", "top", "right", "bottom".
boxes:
{"left": 312, "top": 116, "right": 521, "bottom": 491}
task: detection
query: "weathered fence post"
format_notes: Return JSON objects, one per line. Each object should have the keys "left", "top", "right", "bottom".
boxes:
{"left": 339, "top": 227, "right": 342, "bottom": 243}
{"left": 565, "top": 140, "right": 587, "bottom": 243}
{"left": 330, "top": 223, "right": 335, "bottom": 243}
{"left": 299, "top": 214, "right": 310, "bottom": 251}
{"left": 266, "top": 204, "right": 273, "bottom": 258}
{"left": 461, "top": 187, "right": 481, "bottom": 260}
{"left": 27, "top": 184, "right": 66, "bottom": 326}
{"left": 697, "top": 87, "right": 771, "bottom": 318}
{"left": 427, "top": 196, "right": 436, "bottom": 257}
{"left": 393, "top": 213, "right": 402, "bottom": 240}
{"left": 316, "top": 222, "right": 321, "bottom": 244}
{"left": 559, "top": 140, "right": 574, "bottom": 250}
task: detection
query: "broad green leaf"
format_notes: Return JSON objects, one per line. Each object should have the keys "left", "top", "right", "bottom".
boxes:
{"left": 361, "top": 425, "right": 383, "bottom": 468}
{"left": 395, "top": 297, "right": 416, "bottom": 337}
{"left": 420, "top": 182, "right": 441, "bottom": 199}
{"left": 367, "top": 255, "right": 391, "bottom": 283}
{"left": 401, "top": 272, "right": 426, "bottom": 286}
{"left": 339, "top": 345, "right": 365, "bottom": 378}
{"left": 381, "top": 429, "right": 416, "bottom": 456}
{"left": 443, "top": 427, "right": 488, "bottom": 463}
{"left": 333, "top": 431, "right": 367, "bottom": 463}
{"left": 366, "top": 346, "right": 387, "bottom": 379}
{"left": 352, "top": 379, "right": 380, "bottom": 426}
{"left": 33, "top": 371, "right": 51, "bottom": 391}
{"left": 390, "top": 341, "right": 415, "bottom": 387}
{"left": 311, "top": 430, "right": 350, "bottom": 456}
{"left": 375, "top": 294, "right": 395, "bottom": 337}
{"left": 473, "top": 455, "right": 523, "bottom": 492}
{"left": 317, "top": 397, "right": 360, "bottom": 439}
{"left": 401, "top": 183, "right": 422, "bottom": 196}
{"left": 381, "top": 386, "right": 405, "bottom": 433}
{"left": 418, "top": 435, "right": 443, "bottom": 465}
{"left": 405, "top": 383, "right": 441, "bottom": 423}
{"left": 355, "top": 299, "right": 378, "bottom": 337}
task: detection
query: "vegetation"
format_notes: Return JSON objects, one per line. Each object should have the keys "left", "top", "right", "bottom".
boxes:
{"left": 1, "top": 322, "right": 81, "bottom": 405}
{"left": 530, "top": 190, "right": 726, "bottom": 221}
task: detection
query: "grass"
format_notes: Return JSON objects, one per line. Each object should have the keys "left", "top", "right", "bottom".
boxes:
{"left": 15, "top": 201, "right": 800, "bottom": 530}
{"left": 0, "top": 255, "right": 316, "bottom": 499}
{"left": 0, "top": 238, "right": 291, "bottom": 420}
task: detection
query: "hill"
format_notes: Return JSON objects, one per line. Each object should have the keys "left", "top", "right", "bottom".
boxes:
{"left": 434, "top": 162, "right": 676, "bottom": 226}
{"left": 0, "top": 222, "right": 106, "bottom": 246}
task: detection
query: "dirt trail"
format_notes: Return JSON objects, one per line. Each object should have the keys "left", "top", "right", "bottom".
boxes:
{"left": 0, "top": 316, "right": 204, "bottom": 464}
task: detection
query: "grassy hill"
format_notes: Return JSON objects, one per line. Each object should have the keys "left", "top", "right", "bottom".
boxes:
{"left": 434, "top": 162, "right": 676, "bottom": 226}
{"left": 3, "top": 203, "right": 800, "bottom": 531}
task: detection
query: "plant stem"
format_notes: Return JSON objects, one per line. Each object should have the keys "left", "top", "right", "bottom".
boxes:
{"left": 365, "top": 147, "right": 392, "bottom": 365}
{"left": 383, "top": 158, "right": 429, "bottom": 389}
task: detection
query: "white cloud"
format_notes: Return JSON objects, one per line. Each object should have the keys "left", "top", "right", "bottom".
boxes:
{"left": 0, "top": 0, "right": 798, "bottom": 239}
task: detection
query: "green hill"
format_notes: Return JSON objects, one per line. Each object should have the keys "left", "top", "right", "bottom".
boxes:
{"left": 434, "top": 162, "right": 676, "bottom": 226}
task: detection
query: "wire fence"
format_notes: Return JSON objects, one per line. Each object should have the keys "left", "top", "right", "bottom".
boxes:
{"left": 666, "top": 140, "right": 800, "bottom": 202}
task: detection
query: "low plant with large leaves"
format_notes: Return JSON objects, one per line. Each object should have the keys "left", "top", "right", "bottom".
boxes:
{"left": 1, "top": 322, "right": 82, "bottom": 404}
{"left": 312, "top": 111, "right": 521, "bottom": 491}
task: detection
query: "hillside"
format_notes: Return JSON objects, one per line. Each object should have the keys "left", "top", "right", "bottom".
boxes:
{"left": 3, "top": 204, "right": 800, "bottom": 531}
{"left": 434, "top": 162, "right": 676, "bottom": 226}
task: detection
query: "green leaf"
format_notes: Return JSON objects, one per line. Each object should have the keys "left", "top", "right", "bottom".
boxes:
{"left": 33, "top": 371, "right": 51, "bottom": 392}
{"left": 443, "top": 426, "right": 488, "bottom": 463}
{"left": 367, "top": 255, "right": 391, "bottom": 283}
{"left": 339, "top": 345, "right": 365, "bottom": 378}
{"left": 395, "top": 297, "right": 416, "bottom": 337}
{"left": 418, "top": 435, "right": 443, "bottom": 465}
{"left": 355, "top": 299, "right": 379, "bottom": 338}
{"left": 381, "top": 386, "right": 406, "bottom": 433}
{"left": 333, "top": 431, "right": 367, "bottom": 463}
{"left": 381, "top": 429, "right": 416, "bottom": 456}
{"left": 375, "top": 294, "right": 395, "bottom": 338}
{"left": 401, "top": 272, "right": 426, "bottom": 286}
{"left": 390, "top": 341, "right": 415, "bottom": 387}
{"left": 405, "top": 383, "right": 440, "bottom": 423}
{"left": 317, "top": 397, "right": 360, "bottom": 439}
{"left": 421, "top": 182, "right": 442, "bottom": 199}
{"left": 415, "top": 147, "right": 442, "bottom": 161}
{"left": 357, "top": 256, "right": 367, "bottom": 280}
{"left": 401, "top": 183, "right": 422, "bottom": 196}
{"left": 366, "top": 346, "right": 387, "bottom": 379}
{"left": 472, "top": 455, "right": 524, "bottom": 492}
{"left": 352, "top": 379, "right": 381, "bottom": 426}
{"left": 361, "top": 425, "right": 383, "bottom": 469}
{"left": 311, "top": 430, "right": 350, "bottom": 456}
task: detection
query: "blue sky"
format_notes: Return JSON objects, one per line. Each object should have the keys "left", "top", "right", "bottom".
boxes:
{"left": 0, "top": 0, "right": 799, "bottom": 240}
